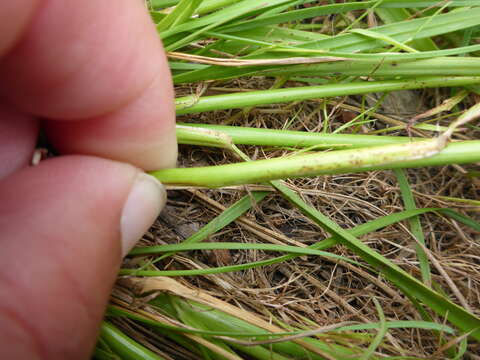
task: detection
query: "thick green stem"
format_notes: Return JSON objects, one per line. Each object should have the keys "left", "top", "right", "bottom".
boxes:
{"left": 260, "top": 57, "right": 480, "bottom": 78}
{"left": 177, "top": 123, "right": 419, "bottom": 149}
{"left": 151, "top": 140, "right": 480, "bottom": 187}
{"left": 176, "top": 77, "right": 480, "bottom": 115}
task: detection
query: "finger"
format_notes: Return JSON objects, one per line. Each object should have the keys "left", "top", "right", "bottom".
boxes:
{"left": 0, "top": 156, "right": 165, "bottom": 359}
{"left": 0, "top": 103, "right": 38, "bottom": 180}
{"left": 0, "top": 0, "right": 177, "bottom": 170}
{"left": 0, "top": 0, "right": 168, "bottom": 120}
{"left": 46, "top": 72, "right": 178, "bottom": 171}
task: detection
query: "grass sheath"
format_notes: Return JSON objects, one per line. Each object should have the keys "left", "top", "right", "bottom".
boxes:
{"left": 151, "top": 140, "right": 480, "bottom": 188}
{"left": 175, "top": 77, "right": 480, "bottom": 115}
{"left": 99, "top": 322, "right": 165, "bottom": 360}
{"left": 177, "top": 123, "right": 420, "bottom": 149}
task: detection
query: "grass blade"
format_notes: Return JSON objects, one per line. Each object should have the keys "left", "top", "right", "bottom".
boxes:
{"left": 130, "top": 241, "right": 360, "bottom": 266}
{"left": 394, "top": 169, "right": 431, "bottom": 285}
{"left": 300, "top": 7, "right": 480, "bottom": 51}
{"left": 156, "top": 0, "right": 204, "bottom": 32}
{"left": 359, "top": 298, "right": 387, "bottom": 360}
{"left": 374, "top": 7, "right": 437, "bottom": 51}
{"left": 270, "top": 181, "right": 480, "bottom": 340}
{"left": 156, "top": 191, "right": 269, "bottom": 261}
{"left": 122, "top": 207, "right": 479, "bottom": 277}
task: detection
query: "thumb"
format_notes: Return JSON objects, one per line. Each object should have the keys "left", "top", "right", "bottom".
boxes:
{"left": 0, "top": 156, "right": 165, "bottom": 359}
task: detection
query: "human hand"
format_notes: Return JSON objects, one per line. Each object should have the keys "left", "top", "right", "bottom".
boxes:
{"left": 0, "top": 1, "right": 176, "bottom": 358}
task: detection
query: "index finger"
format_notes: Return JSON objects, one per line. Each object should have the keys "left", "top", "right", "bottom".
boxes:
{"left": 0, "top": 0, "right": 177, "bottom": 170}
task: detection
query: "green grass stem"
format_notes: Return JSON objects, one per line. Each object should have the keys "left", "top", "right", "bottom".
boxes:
{"left": 176, "top": 77, "right": 480, "bottom": 115}
{"left": 130, "top": 242, "right": 359, "bottom": 265}
{"left": 122, "top": 208, "right": 479, "bottom": 278}
{"left": 99, "top": 322, "right": 165, "bottom": 360}
{"left": 258, "top": 57, "right": 480, "bottom": 79}
{"left": 152, "top": 141, "right": 480, "bottom": 188}
{"left": 177, "top": 123, "right": 420, "bottom": 149}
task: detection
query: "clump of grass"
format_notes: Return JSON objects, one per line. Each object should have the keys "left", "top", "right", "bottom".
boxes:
{"left": 99, "top": 1, "right": 480, "bottom": 359}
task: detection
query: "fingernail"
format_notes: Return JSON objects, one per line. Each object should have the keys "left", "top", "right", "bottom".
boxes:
{"left": 120, "top": 173, "right": 166, "bottom": 257}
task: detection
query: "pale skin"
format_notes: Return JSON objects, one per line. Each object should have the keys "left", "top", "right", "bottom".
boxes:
{"left": 0, "top": 1, "right": 177, "bottom": 359}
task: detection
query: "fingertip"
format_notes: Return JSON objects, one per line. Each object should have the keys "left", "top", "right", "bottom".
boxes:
{"left": 46, "top": 72, "right": 178, "bottom": 171}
